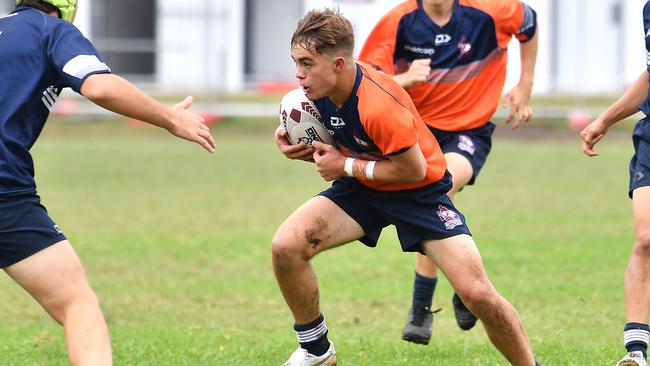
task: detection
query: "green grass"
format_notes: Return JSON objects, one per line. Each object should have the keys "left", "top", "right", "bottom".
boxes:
{"left": 0, "top": 118, "right": 638, "bottom": 365}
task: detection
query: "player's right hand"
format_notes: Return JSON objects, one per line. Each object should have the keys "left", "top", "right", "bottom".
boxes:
{"left": 397, "top": 59, "right": 431, "bottom": 88}
{"left": 168, "top": 96, "right": 216, "bottom": 153}
{"left": 580, "top": 119, "right": 608, "bottom": 157}
{"left": 274, "top": 126, "right": 314, "bottom": 162}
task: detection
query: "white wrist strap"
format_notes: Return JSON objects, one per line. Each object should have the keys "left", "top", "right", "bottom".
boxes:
{"left": 365, "top": 160, "right": 376, "bottom": 180}
{"left": 344, "top": 158, "right": 355, "bottom": 177}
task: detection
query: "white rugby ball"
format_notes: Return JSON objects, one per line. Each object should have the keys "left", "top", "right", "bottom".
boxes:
{"left": 279, "top": 88, "right": 333, "bottom": 146}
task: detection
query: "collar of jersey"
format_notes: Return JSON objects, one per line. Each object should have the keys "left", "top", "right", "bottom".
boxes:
{"left": 416, "top": 0, "right": 460, "bottom": 31}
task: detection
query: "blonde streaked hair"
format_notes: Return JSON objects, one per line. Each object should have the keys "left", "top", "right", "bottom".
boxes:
{"left": 291, "top": 8, "right": 354, "bottom": 57}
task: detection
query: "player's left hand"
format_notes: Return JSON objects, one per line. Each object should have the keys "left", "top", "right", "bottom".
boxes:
{"left": 168, "top": 96, "right": 217, "bottom": 152}
{"left": 312, "top": 141, "right": 345, "bottom": 181}
{"left": 503, "top": 84, "right": 533, "bottom": 129}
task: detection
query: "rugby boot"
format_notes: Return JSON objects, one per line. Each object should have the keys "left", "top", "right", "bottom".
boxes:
{"left": 283, "top": 341, "right": 337, "bottom": 366}
{"left": 616, "top": 351, "right": 647, "bottom": 366}
{"left": 402, "top": 304, "right": 439, "bottom": 345}
{"left": 452, "top": 293, "right": 478, "bottom": 331}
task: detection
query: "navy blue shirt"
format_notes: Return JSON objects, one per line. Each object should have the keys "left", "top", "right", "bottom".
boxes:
{"left": 0, "top": 7, "right": 110, "bottom": 196}
{"left": 642, "top": 1, "right": 650, "bottom": 116}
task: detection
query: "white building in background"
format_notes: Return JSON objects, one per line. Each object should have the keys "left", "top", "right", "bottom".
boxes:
{"left": 1, "top": 0, "right": 648, "bottom": 95}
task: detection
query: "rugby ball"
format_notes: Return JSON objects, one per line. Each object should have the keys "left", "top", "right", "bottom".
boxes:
{"left": 279, "top": 88, "right": 333, "bottom": 146}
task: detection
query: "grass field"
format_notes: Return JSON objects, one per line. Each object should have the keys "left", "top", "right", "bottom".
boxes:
{"left": 0, "top": 117, "right": 639, "bottom": 365}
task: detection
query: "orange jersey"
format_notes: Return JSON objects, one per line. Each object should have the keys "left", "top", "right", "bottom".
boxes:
{"left": 313, "top": 62, "right": 447, "bottom": 191}
{"left": 358, "top": 0, "right": 537, "bottom": 131}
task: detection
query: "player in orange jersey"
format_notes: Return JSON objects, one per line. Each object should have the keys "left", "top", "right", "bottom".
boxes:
{"left": 274, "top": 7, "right": 540, "bottom": 366}
{"left": 359, "top": 0, "right": 538, "bottom": 344}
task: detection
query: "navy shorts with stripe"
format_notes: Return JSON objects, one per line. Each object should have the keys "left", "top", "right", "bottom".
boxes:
{"left": 0, "top": 194, "right": 67, "bottom": 268}
{"left": 428, "top": 122, "right": 495, "bottom": 185}
{"left": 630, "top": 118, "right": 650, "bottom": 197}
{"left": 319, "top": 173, "right": 471, "bottom": 253}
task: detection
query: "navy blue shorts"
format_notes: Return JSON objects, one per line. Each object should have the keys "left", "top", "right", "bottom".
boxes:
{"left": 319, "top": 174, "right": 472, "bottom": 253}
{"left": 630, "top": 118, "right": 650, "bottom": 198}
{"left": 0, "top": 194, "right": 67, "bottom": 268}
{"left": 428, "top": 122, "right": 495, "bottom": 185}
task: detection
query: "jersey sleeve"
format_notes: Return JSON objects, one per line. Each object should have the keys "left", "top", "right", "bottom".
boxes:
{"left": 493, "top": 0, "right": 537, "bottom": 43}
{"left": 358, "top": 13, "right": 400, "bottom": 75}
{"left": 360, "top": 98, "right": 418, "bottom": 156}
{"left": 46, "top": 21, "right": 111, "bottom": 93}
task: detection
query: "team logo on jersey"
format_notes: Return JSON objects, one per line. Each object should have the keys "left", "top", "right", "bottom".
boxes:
{"left": 436, "top": 205, "right": 463, "bottom": 230}
{"left": 457, "top": 135, "right": 476, "bottom": 155}
{"left": 53, "top": 224, "right": 63, "bottom": 235}
{"left": 41, "top": 86, "right": 60, "bottom": 111}
{"left": 457, "top": 36, "right": 472, "bottom": 58}
{"left": 435, "top": 34, "right": 451, "bottom": 45}
{"left": 330, "top": 117, "right": 346, "bottom": 128}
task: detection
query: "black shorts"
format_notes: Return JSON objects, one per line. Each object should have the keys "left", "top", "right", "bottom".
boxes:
{"left": 428, "top": 122, "right": 495, "bottom": 185}
{"left": 319, "top": 174, "right": 471, "bottom": 254}
{"left": 630, "top": 118, "right": 650, "bottom": 198}
{"left": 0, "top": 194, "right": 67, "bottom": 268}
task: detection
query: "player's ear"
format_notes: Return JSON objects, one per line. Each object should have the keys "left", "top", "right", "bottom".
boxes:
{"left": 333, "top": 56, "right": 346, "bottom": 71}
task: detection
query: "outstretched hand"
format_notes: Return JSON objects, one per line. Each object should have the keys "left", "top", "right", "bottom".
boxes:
{"left": 312, "top": 141, "right": 345, "bottom": 181}
{"left": 168, "top": 96, "right": 216, "bottom": 153}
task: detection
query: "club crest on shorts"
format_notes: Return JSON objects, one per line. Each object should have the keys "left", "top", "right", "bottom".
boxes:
{"left": 457, "top": 135, "right": 475, "bottom": 155}
{"left": 634, "top": 171, "right": 645, "bottom": 183}
{"left": 436, "top": 205, "right": 463, "bottom": 230}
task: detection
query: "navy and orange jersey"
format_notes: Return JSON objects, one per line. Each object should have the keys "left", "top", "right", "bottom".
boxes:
{"left": 313, "top": 62, "right": 447, "bottom": 191}
{"left": 358, "top": 0, "right": 537, "bottom": 131}
{"left": 641, "top": 1, "right": 650, "bottom": 116}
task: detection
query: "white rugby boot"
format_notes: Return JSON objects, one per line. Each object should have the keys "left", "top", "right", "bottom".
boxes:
{"left": 616, "top": 351, "right": 647, "bottom": 366}
{"left": 282, "top": 341, "right": 337, "bottom": 366}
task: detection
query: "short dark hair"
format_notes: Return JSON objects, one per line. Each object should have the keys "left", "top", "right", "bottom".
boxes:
{"left": 291, "top": 8, "right": 354, "bottom": 56}
{"left": 15, "top": 0, "right": 62, "bottom": 18}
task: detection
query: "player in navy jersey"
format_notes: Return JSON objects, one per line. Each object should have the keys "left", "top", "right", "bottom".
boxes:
{"left": 0, "top": 1, "right": 215, "bottom": 364}
{"left": 275, "top": 8, "right": 540, "bottom": 366}
{"left": 581, "top": 2, "right": 650, "bottom": 366}
{"left": 359, "top": 0, "right": 538, "bottom": 344}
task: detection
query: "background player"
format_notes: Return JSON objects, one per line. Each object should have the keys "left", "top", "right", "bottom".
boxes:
{"left": 0, "top": 1, "right": 215, "bottom": 364}
{"left": 358, "top": 0, "right": 538, "bottom": 344}
{"left": 274, "top": 7, "right": 539, "bottom": 366}
{"left": 581, "top": 2, "right": 650, "bottom": 365}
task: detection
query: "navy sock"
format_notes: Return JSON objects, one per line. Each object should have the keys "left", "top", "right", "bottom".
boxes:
{"left": 294, "top": 314, "right": 330, "bottom": 357}
{"left": 412, "top": 271, "right": 437, "bottom": 308}
{"left": 624, "top": 322, "right": 650, "bottom": 358}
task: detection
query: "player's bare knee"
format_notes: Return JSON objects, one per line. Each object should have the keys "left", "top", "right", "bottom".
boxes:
{"left": 272, "top": 231, "right": 312, "bottom": 267}
{"left": 457, "top": 284, "right": 497, "bottom": 315}
{"left": 633, "top": 230, "right": 650, "bottom": 258}
{"left": 42, "top": 284, "right": 99, "bottom": 325}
